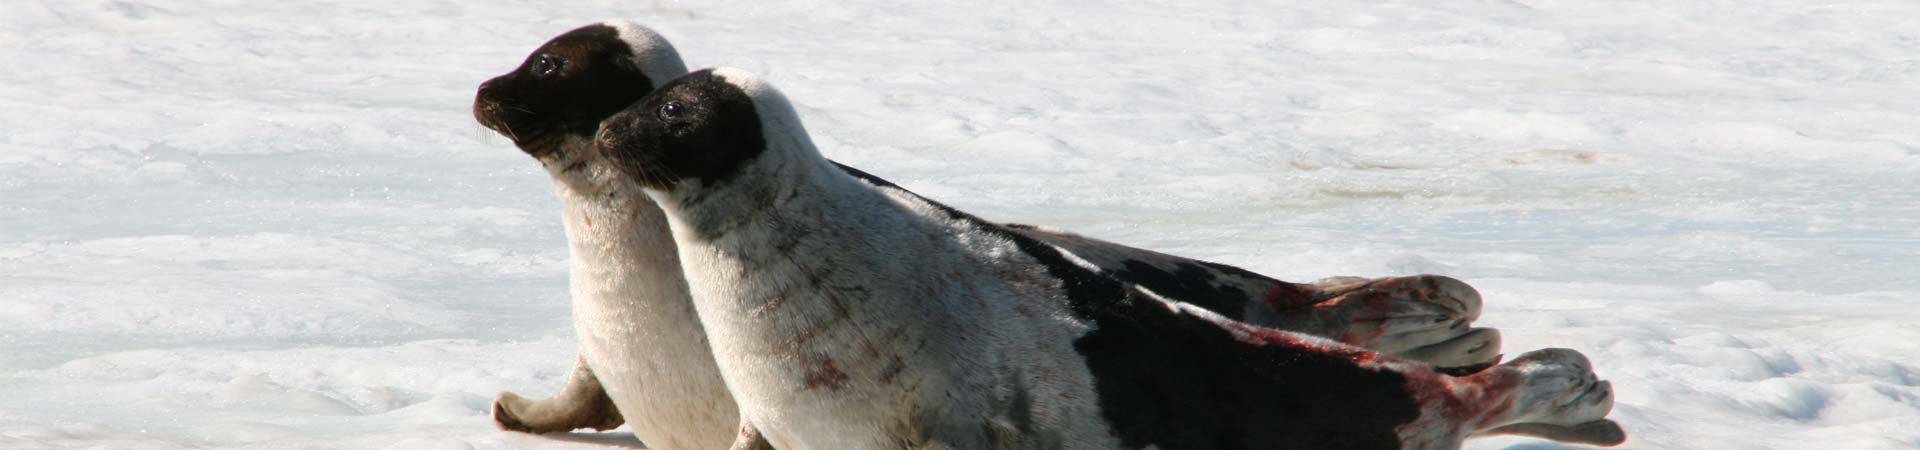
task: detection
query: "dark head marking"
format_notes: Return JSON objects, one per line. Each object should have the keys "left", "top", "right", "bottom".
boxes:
{"left": 473, "top": 22, "right": 686, "bottom": 158}
{"left": 595, "top": 69, "right": 768, "bottom": 190}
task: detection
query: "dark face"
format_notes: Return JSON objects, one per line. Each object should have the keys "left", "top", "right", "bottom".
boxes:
{"left": 595, "top": 70, "right": 766, "bottom": 190}
{"left": 473, "top": 24, "right": 656, "bottom": 157}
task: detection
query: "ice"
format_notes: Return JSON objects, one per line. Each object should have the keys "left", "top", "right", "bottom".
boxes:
{"left": 4, "top": 1, "right": 1919, "bottom": 449}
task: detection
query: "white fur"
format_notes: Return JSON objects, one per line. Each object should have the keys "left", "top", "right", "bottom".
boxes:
{"left": 605, "top": 21, "right": 688, "bottom": 86}
{"left": 643, "top": 70, "right": 1618, "bottom": 450}
{"left": 532, "top": 25, "right": 732, "bottom": 450}
{"left": 546, "top": 143, "right": 737, "bottom": 450}
{"left": 651, "top": 68, "right": 1126, "bottom": 450}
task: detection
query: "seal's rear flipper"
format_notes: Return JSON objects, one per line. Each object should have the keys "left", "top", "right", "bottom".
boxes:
{"left": 1485, "top": 420, "right": 1627, "bottom": 446}
{"left": 1402, "top": 328, "right": 1502, "bottom": 372}
{"left": 493, "top": 355, "right": 626, "bottom": 433}
{"left": 1307, "top": 275, "right": 1505, "bottom": 368}
{"left": 1433, "top": 352, "right": 1502, "bottom": 377}
{"left": 1456, "top": 349, "right": 1621, "bottom": 446}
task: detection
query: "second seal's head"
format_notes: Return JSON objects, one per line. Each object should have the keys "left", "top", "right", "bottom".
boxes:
{"left": 596, "top": 68, "right": 811, "bottom": 193}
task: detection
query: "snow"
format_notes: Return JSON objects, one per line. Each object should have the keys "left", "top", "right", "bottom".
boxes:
{"left": 3, "top": 1, "right": 1918, "bottom": 449}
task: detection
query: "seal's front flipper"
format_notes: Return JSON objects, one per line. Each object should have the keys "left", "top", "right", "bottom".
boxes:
{"left": 1485, "top": 420, "right": 1627, "bottom": 447}
{"left": 493, "top": 354, "right": 626, "bottom": 433}
{"left": 728, "top": 421, "right": 775, "bottom": 450}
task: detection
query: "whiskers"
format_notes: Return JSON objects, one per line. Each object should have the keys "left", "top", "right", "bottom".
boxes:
{"left": 499, "top": 104, "right": 537, "bottom": 115}
{"left": 475, "top": 99, "right": 571, "bottom": 157}
{"left": 628, "top": 154, "right": 684, "bottom": 188}
{"left": 471, "top": 122, "right": 506, "bottom": 145}
{"left": 598, "top": 140, "right": 679, "bottom": 188}
{"left": 474, "top": 100, "right": 523, "bottom": 142}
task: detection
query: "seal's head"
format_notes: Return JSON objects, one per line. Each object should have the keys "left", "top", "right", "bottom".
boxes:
{"left": 595, "top": 68, "right": 819, "bottom": 194}
{"left": 474, "top": 21, "right": 687, "bottom": 161}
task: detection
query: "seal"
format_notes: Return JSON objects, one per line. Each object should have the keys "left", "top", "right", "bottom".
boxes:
{"left": 594, "top": 68, "right": 1625, "bottom": 450}
{"left": 474, "top": 21, "right": 1503, "bottom": 440}
{"left": 474, "top": 22, "right": 738, "bottom": 450}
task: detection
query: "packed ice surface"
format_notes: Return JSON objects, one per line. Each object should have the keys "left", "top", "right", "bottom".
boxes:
{"left": 3, "top": 0, "right": 1918, "bottom": 449}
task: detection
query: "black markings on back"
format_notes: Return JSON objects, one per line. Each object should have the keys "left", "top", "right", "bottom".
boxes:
{"left": 1108, "top": 261, "right": 1251, "bottom": 321}
{"left": 1196, "top": 260, "right": 1289, "bottom": 287}
{"left": 625, "top": 87, "right": 1428, "bottom": 447}
{"left": 598, "top": 70, "right": 766, "bottom": 189}
{"left": 1000, "top": 224, "right": 1421, "bottom": 450}
{"left": 474, "top": 24, "right": 655, "bottom": 155}
{"left": 835, "top": 165, "right": 1423, "bottom": 450}
{"left": 837, "top": 165, "right": 1265, "bottom": 322}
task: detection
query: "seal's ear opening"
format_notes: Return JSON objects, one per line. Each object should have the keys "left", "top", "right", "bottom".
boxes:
{"left": 595, "top": 69, "right": 767, "bottom": 191}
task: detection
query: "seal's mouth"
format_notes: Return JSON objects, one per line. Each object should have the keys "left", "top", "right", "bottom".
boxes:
{"left": 472, "top": 91, "right": 564, "bottom": 158}
{"left": 593, "top": 116, "right": 677, "bottom": 189}
{"left": 471, "top": 98, "right": 513, "bottom": 137}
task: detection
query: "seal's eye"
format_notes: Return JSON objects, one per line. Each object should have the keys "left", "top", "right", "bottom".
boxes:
{"left": 660, "top": 101, "right": 687, "bottom": 119}
{"left": 531, "top": 54, "right": 564, "bottom": 77}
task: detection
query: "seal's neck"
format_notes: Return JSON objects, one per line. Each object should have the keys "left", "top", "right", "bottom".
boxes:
{"left": 653, "top": 150, "right": 850, "bottom": 238}
{"left": 537, "top": 139, "right": 686, "bottom": 306}
{"left": 647, "top": 146, "right": 901, "bottom": 307}
{"left": 539, "top": 137, "right": 631, "bottom": 200}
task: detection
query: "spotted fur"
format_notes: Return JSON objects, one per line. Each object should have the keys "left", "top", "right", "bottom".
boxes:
{"left": 477, "top": 23, "right": 1507, "bottom": 444}
{"left": 596, "top": 69, "right": 1624, "bottom": 450}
